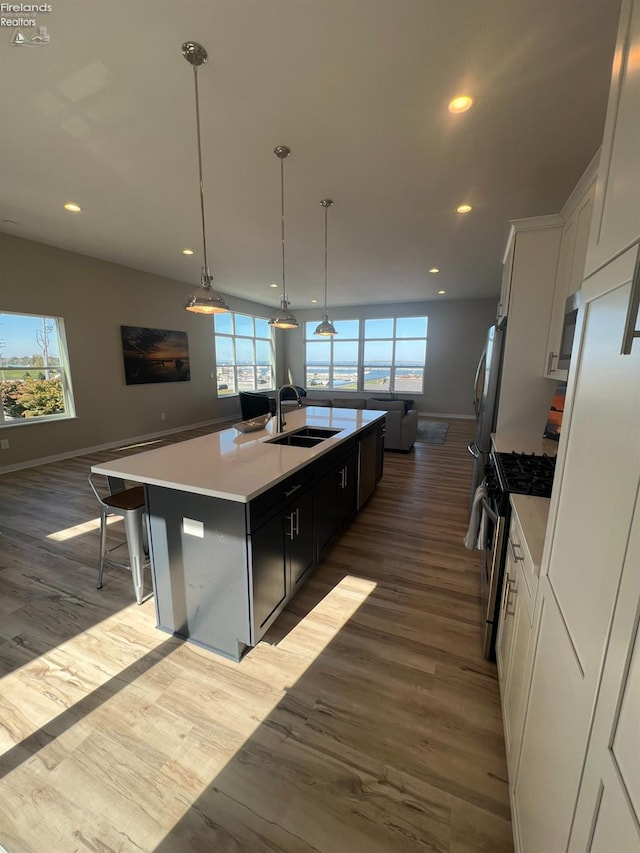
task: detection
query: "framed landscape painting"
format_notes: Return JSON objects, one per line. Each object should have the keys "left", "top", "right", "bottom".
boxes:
{"left": 543, "top": 382, "right": 566, "bottom": 441}
{"left": 121, "top": 326, "right": 190, "bottom": 385}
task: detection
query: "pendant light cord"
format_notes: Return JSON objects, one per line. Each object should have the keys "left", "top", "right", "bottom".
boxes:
{"left": 323, "top": 203, "right": 329, "bottom": 315}
{"left": 193, "top": 65, "right": 209, "bottom": 277}
{"left": 280, "top": 154, "right": 286, "bottom": 301}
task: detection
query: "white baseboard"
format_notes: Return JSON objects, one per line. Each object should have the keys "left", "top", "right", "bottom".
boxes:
{"left": 417, "top": 412, "right": 474, "bottom": 420}
{"left": 0, "top": 416, "right": 236, "bottom": 476}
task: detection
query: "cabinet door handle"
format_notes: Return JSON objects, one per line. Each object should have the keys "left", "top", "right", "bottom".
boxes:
{"left": 286, "top": 512, "right": 295, "bottom": 540}
{"left": 508, "top": 539, "right": 524, "bottom": 562}
{"left": 547, "top": 351, "right": 558, "bottom": 374}
{"left": 339, "top": 467, "right": 347, "bottom": 489}
{"left": 505, "top": 578, "right": 517, "bottom": 616}
{"left": 501, "top": 573, "right": 511, "bottom": 613}
{"left": 467, "top": 442, "right": 480, "bottom": 459}
{"left": 284, "top": 484, "right": 301, "bottom": 498}
{"left": 621, "top": 248, "right": 640, "bottom": 354}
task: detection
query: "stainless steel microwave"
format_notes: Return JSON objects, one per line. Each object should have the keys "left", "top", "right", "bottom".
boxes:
{"left": 558, "top": 291, "right": 580, "bottom": 371}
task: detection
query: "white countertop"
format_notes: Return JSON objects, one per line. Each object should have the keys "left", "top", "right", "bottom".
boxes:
{"left": 91, "top": 407, "right": 385, "bottom": 503}
{"left": 510, "top": 494, "right": 550, "bottom": 570}
{"left": 492, "top": 431, "right": 559, "bottom": 456}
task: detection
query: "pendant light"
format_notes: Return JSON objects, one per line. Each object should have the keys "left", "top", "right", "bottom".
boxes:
{"left": 314, "top": 198, "right": 337, "bottom": 336}
{"left": 269, "top": 145, "right": 299, "bottom": 329}
{"left": 181, "top": 41, "right": 230, "bottom": 315}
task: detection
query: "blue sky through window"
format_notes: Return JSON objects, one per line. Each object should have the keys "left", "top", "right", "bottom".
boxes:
{"left": 0, "top": 313, "right": 61, "bottom": 359}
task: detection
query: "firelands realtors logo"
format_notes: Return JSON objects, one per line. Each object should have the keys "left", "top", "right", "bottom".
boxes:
{"left": 1, "top": 3, "right": 52, "bottom": 45}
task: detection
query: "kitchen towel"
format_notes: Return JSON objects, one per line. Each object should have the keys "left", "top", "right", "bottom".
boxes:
{"left": 465, "top": 483, "right": 488, "bottom": 550}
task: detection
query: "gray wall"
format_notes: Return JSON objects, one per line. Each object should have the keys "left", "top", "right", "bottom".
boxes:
{"left": 0, "top": 233, "right": 283, "bottom": 469}
{"left": 0, "top": 233, "right": 496, "bottom": 470}
{"left": 283, "top": 299, "right": 498, "bottom": 416}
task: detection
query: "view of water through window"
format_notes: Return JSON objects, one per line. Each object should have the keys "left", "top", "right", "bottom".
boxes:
{"left": 214, "top": 313, "right": 275, "bottom": 396}
{"left": 305, "top": 316, "right": 427, "bottom": 393}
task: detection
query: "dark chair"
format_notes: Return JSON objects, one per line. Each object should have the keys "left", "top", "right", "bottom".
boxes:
{"left": 279, "top": 385, "right": 307, "bottom": 400}
{"left": 239, "top": 391, "right": 271, "bottom": 420}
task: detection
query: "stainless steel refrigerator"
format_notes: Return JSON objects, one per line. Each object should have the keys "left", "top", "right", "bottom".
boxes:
{"left": 468, "top": 324, "right": 505, "bottom": 499}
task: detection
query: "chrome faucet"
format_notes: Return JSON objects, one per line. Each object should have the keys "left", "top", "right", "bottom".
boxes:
{"left": 276, "top": 384, "right": 302, "bottom": 432}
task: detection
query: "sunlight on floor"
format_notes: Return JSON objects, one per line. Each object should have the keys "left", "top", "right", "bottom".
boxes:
{"left": 0, "top": 574, "right": 377, "bottom": 846}
{"left": 114, "top": 439, "right": 164, "bottom": 452}
{"left": 0, "top": 604, "right": 165, "bottom": 743}
{"left": 46, "top": 515, "right": 122, "bottom": 542}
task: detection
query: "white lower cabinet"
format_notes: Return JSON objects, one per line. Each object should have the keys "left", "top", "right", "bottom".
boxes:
{"left": 496, "top": 507, "right": 535, "bottom": 782}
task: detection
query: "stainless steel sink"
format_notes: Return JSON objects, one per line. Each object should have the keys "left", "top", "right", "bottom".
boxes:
{"left": 267, "top": 434, "right": 325, "bottom": 448}
{"left": 290, "top": 427, "right": 341, "bottom": 439}
{"left": 265, "top": 426, "right": 341, "bottom": 447}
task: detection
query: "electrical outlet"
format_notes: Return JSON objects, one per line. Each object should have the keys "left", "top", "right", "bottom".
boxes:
{"left": 160, "top": 413, "right": 166, "bottom": 421}
{"left": 0, "top": 439, "right": 9, "bottom": 450}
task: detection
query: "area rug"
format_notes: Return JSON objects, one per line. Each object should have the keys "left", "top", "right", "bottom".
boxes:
{"left": 415, "top": 421, "right": 449, "bottom": 444}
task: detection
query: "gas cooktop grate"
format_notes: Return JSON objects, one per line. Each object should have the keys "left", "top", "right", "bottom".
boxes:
{"left": 494, "top": 452, "right": 556, "bottom": 498}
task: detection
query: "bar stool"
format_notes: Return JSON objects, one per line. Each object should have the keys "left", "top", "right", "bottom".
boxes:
{"left": 88, "top": 473, "right": 148, "bottom": 604}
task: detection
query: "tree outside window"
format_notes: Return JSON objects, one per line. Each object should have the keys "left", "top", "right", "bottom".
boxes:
{"left": 0, "top": 312, "right": 75, "bottom": 424}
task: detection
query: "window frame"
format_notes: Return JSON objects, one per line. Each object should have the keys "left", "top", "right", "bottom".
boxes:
{"left": 214, "top": 311, "right": 276, "bottom": 397}
{"left": 303, "top": 315, "right": 428, "bottom": 394}
{"left": 304, "top": 319, "right": 361, "bottom": 390}
{"left": 362, "top": 316, "right": 428, "bottom": 395}
{"left": 0, "top": 311, "right": 76, "bottom": 427}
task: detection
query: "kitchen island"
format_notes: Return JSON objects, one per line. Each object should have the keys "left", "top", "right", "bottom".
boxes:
{"left": 92, "top": 407, "right": 385, "bottom": 660}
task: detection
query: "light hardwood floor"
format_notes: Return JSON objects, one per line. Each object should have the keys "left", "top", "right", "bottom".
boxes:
{"left": 0, "top": 419, "right": 512, "bottom": 853}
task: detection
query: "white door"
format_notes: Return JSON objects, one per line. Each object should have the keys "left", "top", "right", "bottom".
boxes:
{"left": 568, "top": 487, "right": 640, "bottom": 852}
{"left": 513, "top": 248, "right": 640, "bottom": 853}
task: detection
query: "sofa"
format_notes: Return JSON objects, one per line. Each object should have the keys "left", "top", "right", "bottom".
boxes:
{"left": 283, "top": 396, "right": 419, "bottom": 451}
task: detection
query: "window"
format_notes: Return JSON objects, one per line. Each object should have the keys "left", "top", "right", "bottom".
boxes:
{"left": 363, "top": 316, "right": 427, "bottom": 394}
{"left": 214, "top": 312, "right": 275, "bottom": 396}
{"left": 0, "top": 311, "right": 76, "bottom": 425}
{"left": 305, "top": 320, "right": 360, "bottom": 389}
{"left": 304, "top": 316, "right": 428, "bottom": 393}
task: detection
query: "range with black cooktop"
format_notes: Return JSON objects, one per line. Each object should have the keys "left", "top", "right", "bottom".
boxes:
{"left": 479, "top": 451, "right": 556, "bottom": 659}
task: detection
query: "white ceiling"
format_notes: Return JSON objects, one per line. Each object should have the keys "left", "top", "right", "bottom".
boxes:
{"left": 0, "top": 0, "right": 620, "bottom": 309}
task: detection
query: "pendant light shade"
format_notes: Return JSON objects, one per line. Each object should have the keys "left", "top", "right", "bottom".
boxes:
{"left": 314, "top": 198, "right": 337, "bottom": 336}
{"left": 269, "top": 146, "right": 299, "bottom": 330}
{"left": 182, "top": 41, "right": 230, "bottom": 315}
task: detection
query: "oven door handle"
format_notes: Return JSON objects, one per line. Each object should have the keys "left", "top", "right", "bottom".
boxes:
{"left": 480, "top": 497, "right": 498, "bottom": 524}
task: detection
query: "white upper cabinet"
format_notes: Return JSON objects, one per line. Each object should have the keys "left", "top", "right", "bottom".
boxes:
{"left": 497, "top": 230, "right": 516, "bottom": 326}
{"left": 586, "top": 0, "right": 640, "bottom": 275}
{"left": 495, "top": 216, "right": 563, "bottom": 436}
{"left": 544, "top": 160, "right": 597, "bottom": 381}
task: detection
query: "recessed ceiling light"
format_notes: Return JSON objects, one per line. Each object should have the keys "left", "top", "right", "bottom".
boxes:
{"left": 311, "top": 299, "right": 318, "bottom": 304}
{"left": 63, "top": 202, "right": 82, "bottom": 213}
{"left": 269, "top": 282, "right": 279, "bottom": 288}
{"left": 182, "top": 248, "right": 194, "bottom": 255}
{"left": 429, "top": 267, "right": 440, "bottom": 274}
{"left": 448, "top": 95, "right": 474, "bottom": 113}
{"left": 438, "top": 289, "right": 446, "bottom": 295}
{"left": 456, "top": 204, "right": 473, "bottom": 214}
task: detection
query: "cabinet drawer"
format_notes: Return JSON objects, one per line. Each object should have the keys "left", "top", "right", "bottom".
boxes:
{"left": 508, "top": 496, "right": 550, "bottom": 621}
{"left": 507, "top": 514, "right": 534, "bottom": 624}
{"left": 247, "top": 465, "right": 315, "bottom": 531}
{"left": 317, "top": 435, "right": 357, "bottom": 471}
